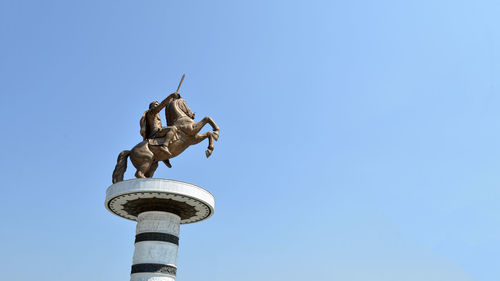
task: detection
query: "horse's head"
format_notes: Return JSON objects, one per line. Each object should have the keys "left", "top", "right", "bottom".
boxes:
{"left": 178, "top": 98, "right": 195, "bottom": 119}
{"left": 166, "top": 98, "right": 195, "bottom": 125}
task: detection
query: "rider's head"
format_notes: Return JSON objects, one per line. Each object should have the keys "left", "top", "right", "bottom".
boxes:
{"left": 149, "top": 101, "right": 159, "bottom": 109}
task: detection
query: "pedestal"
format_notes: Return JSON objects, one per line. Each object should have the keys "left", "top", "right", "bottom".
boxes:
{"left": 105, "top": 178, "right": 215, "bottom": 281}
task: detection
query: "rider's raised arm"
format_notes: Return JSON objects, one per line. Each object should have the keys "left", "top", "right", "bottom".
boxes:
{"left": 151, "top": 93, "right": 180, "bottom": 114}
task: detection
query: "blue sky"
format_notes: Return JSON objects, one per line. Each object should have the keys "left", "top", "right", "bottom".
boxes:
{"left": 1, "top": 0, "right": 499, "bottom": 280}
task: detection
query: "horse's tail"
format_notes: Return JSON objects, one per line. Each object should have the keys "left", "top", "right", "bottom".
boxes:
{"left": 112, "top": 150, "right": 130, "bottom": 183}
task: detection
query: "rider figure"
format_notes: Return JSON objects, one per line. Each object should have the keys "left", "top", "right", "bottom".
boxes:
{"left": 140, "top": 92, "right": 180, "bottom": 168}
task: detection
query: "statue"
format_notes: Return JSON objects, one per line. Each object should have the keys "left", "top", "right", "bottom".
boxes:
{"left": 112, "top": 75, "right": 220, "bottom": 183}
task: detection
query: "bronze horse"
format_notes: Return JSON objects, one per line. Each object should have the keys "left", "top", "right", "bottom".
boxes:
{"left": 112, "top": 97, "right": 219, "bottom": 183}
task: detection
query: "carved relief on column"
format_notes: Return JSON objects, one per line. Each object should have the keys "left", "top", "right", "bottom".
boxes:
{"left": 133, "top": 241, "right": 179, "bottom": 265}
{"left": 136, "top": 211, "right": 180, "bottom": 236}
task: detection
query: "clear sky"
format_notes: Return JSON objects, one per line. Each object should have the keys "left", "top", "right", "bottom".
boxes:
{"left": 1, "top": 0, "right": 499, "bottom": 280}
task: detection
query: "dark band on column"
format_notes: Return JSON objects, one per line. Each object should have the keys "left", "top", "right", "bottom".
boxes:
{"left": 135, "top": 232, "right": 179, "bottom": 245}
{"left": 131, "top": 263, "right": 177, "bottom": 275}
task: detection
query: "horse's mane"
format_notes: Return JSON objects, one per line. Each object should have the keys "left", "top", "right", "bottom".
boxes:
{"left": 166, "top": 98, "right": 193, "bottom": 126}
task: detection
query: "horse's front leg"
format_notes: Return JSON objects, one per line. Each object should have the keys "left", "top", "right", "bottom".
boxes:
{"left": 189, "top": 118, "right": 208, "bottom": 135}
{"left": 193, "top": 132, "right": 215, "bottom": 158}
{"left": 189, "top": 117, "right": 220, "bottom": 140}
{"left": 203, "top": 116, "right": 220, "bottom": 140}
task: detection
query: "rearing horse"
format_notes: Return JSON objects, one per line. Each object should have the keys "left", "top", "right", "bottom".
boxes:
{"left": 112, "top": 97, "right": 220, "bottom": 183}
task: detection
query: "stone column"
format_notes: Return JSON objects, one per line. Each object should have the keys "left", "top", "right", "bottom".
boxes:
{"left": 131, "top": 211, "right": 181, "bottom": 281}
{"left": 105, "top": 178, "right": 215, "bottom": 281}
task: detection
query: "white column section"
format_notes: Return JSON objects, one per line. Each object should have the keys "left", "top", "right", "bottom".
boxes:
{"left": 131, "top": 211, "right": 181, "bottom": 281}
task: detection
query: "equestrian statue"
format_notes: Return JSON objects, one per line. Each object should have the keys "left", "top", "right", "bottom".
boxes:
{"left": 112, "top": 74, "right": 220, "bottom": 183}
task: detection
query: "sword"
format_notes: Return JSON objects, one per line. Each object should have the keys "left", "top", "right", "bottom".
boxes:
{"left": 176, "top": 74, "right": 185, "bottom": 94}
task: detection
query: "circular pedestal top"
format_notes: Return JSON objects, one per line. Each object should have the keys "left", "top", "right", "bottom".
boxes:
{"left": 105, "top": 178, "right": 215, "bottom": 224}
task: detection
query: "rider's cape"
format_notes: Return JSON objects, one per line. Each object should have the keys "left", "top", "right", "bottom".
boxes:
{"left": 140, "top": 111, "right": 147, "bottom": 140}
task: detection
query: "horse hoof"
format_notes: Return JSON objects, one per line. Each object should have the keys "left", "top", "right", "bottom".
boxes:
{"left": 205, "top": 150, "right": 212, "bottom": 158}
{"left": 213, "top": 131, "right": 219, "bottom": 141}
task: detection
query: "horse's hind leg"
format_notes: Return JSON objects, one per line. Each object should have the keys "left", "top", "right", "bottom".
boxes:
{"left": 133, "top": 157, "right": 153, "bottom": 178}
{"left": 145, "top": 162, "right": 159, "bottom": 178}
{"left": 135, "top": 162, "right": 150, "bottom": 178}
{"left": 130, "top": 142, "right": 154, "bottom": 179}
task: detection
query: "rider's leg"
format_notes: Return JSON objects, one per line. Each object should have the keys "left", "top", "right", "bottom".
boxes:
{"left": 155, "top": 126, "right": 177, "bottom": 138}
{"left": 164, "top": 126, "right": 178, "bottom": 141}
{"left": 155, "top": 127, "right": 168, "bottom": 137}
{"left": 152, "top": 127, "right": 174, "bottom": 155}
